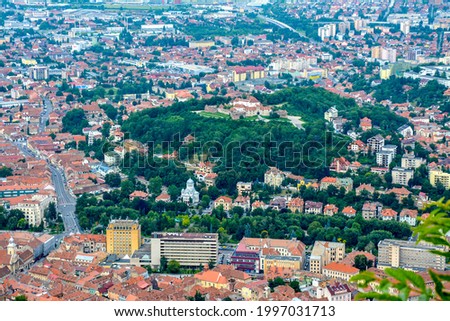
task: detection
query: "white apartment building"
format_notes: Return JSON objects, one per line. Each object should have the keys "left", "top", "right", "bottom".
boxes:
{"left": 376, "top": 145, "right": 397, "bottom": 167}
{"left": 401, "top": 154, "right": 425, "bottom": 169}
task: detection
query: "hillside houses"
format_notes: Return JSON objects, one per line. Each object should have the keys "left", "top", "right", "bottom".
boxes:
{"left": 204, "top": 96, "right": 273, "bottom": 120}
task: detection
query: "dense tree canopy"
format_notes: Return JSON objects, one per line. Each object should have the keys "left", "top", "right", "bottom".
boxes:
{"left": 62, "top": 109, "right": 89, "bottom": 135}
{"left": 0, "top": 166, "right": 13, "bottom": 178}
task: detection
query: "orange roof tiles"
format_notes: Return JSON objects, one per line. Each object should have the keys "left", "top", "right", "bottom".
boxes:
{"left": 323, "top": 262, "right": 359, "bottom": 274}
{"left": 194, "top": 270, "right": 228, "bottom": 285}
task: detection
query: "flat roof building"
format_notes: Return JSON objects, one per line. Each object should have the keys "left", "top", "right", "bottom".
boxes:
{"left": 150, "top": 232, "right": 218, "bottom": 269}
{"left": 106, "top": 220, "right": 141, "bottom": 257}
{"left": 378, "top": 239, "right": 446, "bottom": 271}
{"left": 231, "top": 237, "right": 306, "bottom": 274}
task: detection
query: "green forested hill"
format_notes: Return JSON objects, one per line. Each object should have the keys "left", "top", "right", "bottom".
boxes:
{"left": 121, "top": 87, "right": 409, "bottom": 188}
{"left": 121, "top": 88, "right": 357, "bottom": 186}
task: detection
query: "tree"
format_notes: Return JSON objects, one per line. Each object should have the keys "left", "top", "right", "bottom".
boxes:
{"left": 167, "top": 259, "right": 181, "bottom": 273}
{"left": 120, "top": 180, "right": 135, "bottom": 199}
{"left": 17, "top": 218, "right": 27, "bottom": 230}
{"left": 0, "top": 166, "right": 13, "bottom": 177}
{"left": 167, "top": 185, "right": 179, "bottom": 202}
{"left": 101, "top": 122, "right": 111, "bottom": 138}
{"left": 148, "top": 177, "right": 163, "bottom": 195}
{"left": 200, "top": 195, "right": 211, "bottom": 208}
{"left": 160, "top": 256, "right": 168, "bottom": 272}
{"left": 62, "top": 109, "right": 88, "bottom": 135}
{"left": 39, "top": 21, "right": 54, "bottom": 30}
{"left": 289, "top": 280, "right": 301, "bottom": 292}
{"left": 119, "top": 30, "right": 133, "bottom": 44}
{"left": 354, "top": 254, "right": 370, "bottom": 271}
{"left": 45, "top": 202, "right": 57, "bottom": 221}
{"left": 186, "top": 290, "right": 206, "bottom": 301}
{"left": 208, "top": 259, "right": 215, "bottom": 270}
{"left": 268, "top": 277, "right": 285, "bottom": 291}
{"left": 66, "top": 94, "right": 74, "bottom": 103}
{"left": 105, "top": 173, "right": 121, "bottom": 188}
{"left": 351, "top": 198, "right": 450, "bottom": 301}
{"left": 15, "top": 295, "right": 27, "bottom": 301}
{"left": 100, "top": 104, "right": 118, "bottom": 120}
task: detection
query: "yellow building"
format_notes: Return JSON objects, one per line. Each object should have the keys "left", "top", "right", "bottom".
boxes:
{"left": 322, "top": 262, "right": 359, "bottom": 281}
{"left": 380, "top": 65, "right": 392, "bottom": 80}
{"left": 106, "top": 220, "right": 141, "bottom": 256}
{"left": 232, "top": 66, "right": 266, "bottom": 83}
{"left": 429, "top": 170, "right": 450, "bottom": 189}
{"left": 164, "top": 90, "right": 176, "bottom": 100}
{"left": 21, "top": 58, "right": 37, "bottom": 66}
{"left": 241, "top": 281, "right": 270, "bottom": 301}
{"left": 371, "top": 46, "right": 382, "bottom": 59}
{"left": 194, "top": 270, "right": 228, "bottom": 289}
{"left": 263, "top": 256, "right": 303, "bottom": 277}
{"left": 189, "top": 41, "right": 215, "bottom": 49}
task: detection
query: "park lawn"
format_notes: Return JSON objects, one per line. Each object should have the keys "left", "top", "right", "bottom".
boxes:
{"left": 198, "top": 111, "right": 230, "bottom": 119}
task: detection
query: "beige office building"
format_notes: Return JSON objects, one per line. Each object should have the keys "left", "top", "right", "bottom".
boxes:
{"left": 378, "top": 239, "right": 446, "bottom": 271}
{"left": 309, "top": 241, "right": 345, "bottom": 274}
{"left": 150, "top": 232, "right": 218, "bottom": 269}
{"left": 106, "top": 220, "right": 142, "bottom": 256}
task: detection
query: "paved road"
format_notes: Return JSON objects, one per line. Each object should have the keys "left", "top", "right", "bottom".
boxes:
{"left": 39, "top": 97, "right": 53, "bottom": 133}
{"left": 218, "top": 247, "right": 234, "bottom": 265}
{"left": 41, "top": 96, "right": 80, "bottom": 233}
{"left": 12, "top": 96, "right": 81, "bottom": 235}
{"left": 49, "top": 163, "right": 81, "bottom": 234}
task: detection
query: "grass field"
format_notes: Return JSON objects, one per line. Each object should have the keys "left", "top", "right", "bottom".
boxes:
{"left": 198, "top": 111, "right": 230, "bottom": 119}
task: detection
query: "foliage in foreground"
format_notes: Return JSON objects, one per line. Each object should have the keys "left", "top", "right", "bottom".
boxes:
{"left": 351, "top": 198, "right": 450, "bottom": 301}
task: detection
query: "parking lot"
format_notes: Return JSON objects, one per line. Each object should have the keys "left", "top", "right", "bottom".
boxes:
{"left": 218, "top": 245, "right": 236, "bottom": 265}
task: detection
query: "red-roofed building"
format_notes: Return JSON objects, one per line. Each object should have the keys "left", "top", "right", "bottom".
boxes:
{"left": 381, "top": 208, "right": 398, "bottom": 221}
{"left": 323, "top": 262, "right": 359, "bottom": 281}
{"left": 194, "top": 270, "right": 228, "bottom": 289}
{"left": 155, "top": 193, "right": 171, "bottom": 203}
{"left": 399, "top": 209, "right": 418, "bottom": 226}
{"left": 129, "top": 190, "right": 149, "bottom": 201}
{"left": 342, "top": 206, "right": 357, "bottom": 218}
{"left": 324, "top": 204, "right": 339, "bottom": 216}
{"left": 329, "top": 157, "right": 350, "bottom": 173}
{"left": 360, "top": 117, "right": 372, "bottom": 131}
{"left": 287, "top": 197, "right": 304, "bottom": 213}
{"left": 214, "top": 196, "right": 233, "bottom": 211}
